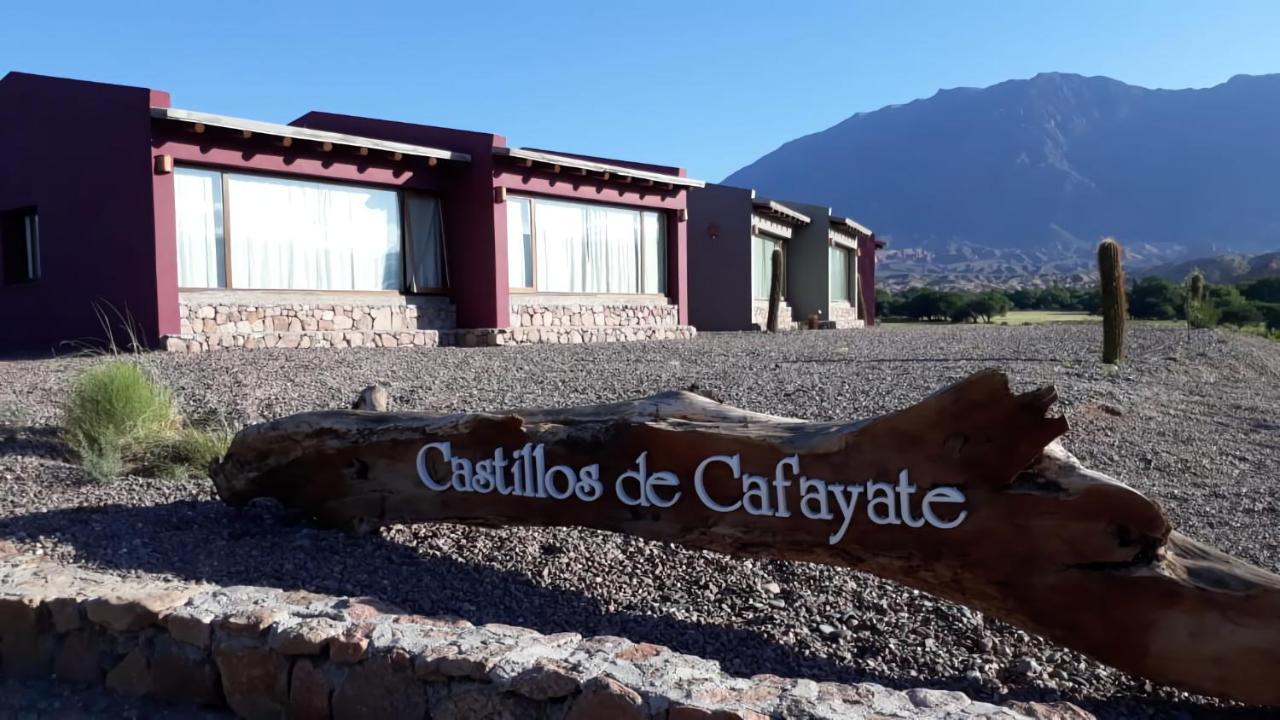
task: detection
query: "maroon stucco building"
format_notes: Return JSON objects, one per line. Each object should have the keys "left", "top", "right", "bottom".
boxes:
{"left": 687, "top": 183, "right": 881, "bottom": 331}
{"left": 0, "top": 72, "right": 702, "bottom": 353}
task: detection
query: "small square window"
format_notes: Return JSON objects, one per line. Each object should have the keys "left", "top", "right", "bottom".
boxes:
{"left": 1, "top": 207, "right": 40, "bottom": 285}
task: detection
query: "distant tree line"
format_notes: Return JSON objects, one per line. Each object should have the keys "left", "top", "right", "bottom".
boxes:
{"left": 876, "top": 277, "right": 1280, "bottom": 333}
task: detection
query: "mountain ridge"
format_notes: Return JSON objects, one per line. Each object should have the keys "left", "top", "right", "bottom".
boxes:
{"left": 725, "top": 72, "right": 1280, "bottom": 279}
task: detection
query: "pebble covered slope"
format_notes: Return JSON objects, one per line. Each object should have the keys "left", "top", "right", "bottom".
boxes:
{"left": 1, "top": 324, "right": 1277, "bottom": 718}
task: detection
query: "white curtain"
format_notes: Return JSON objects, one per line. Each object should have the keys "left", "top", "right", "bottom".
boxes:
{"left": 174, "top": 168, "right": 225, "bottom": 288}
{"left": 535, "top": 200, "right": 586, "bottom": 292}
{"left": 641, "top": 211, "right": 664, "bottom": 294}
{"left": 405, "top": 193, "right": 446, "bottom": 291}
{"left": 830, "top": 246, "right": 851, "bottom": 301}
{"left": 530, "top": 198, "right": 664, "bottom": 294}
{"left": 226, "top": 174, "right": 401, "bottom": 291}
{"left": 507, "top": 198, "right": 533, "bottom": 288}
{"left": 752, "top": 235, "right": 783, "bottom": 300}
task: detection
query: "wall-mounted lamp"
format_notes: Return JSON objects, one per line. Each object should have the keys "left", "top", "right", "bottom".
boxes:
{"left": 154, "top": 155, "right": 174, "bottom": 175}
{"left": 494, "top": 187, "right": 508, "bottom": 204}
{"left": 677, "top": 208, "right": 688, "bottom": 222}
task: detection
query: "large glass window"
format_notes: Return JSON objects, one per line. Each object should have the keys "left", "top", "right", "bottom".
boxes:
{"left": 174, "top": 168, "right": 225, "bottom": 288}
{"left": 174, "top": 166, "right": 444, "bottom": 292}
{"left": 404, "top": 194, "right": 446, "bottom": 291}
{"left": 507, "top": 195, "right": 665, "bottom": 294}
{"left": 226, "top": 174, "right": 400, "bottom": 291}
{"left": 752, "top": 234, "right": 784, "bottom": 300}
{"left": 830, "top": 245, "right": 852, "bottom": 302}
{"left": 507, "top": 197, "right": 533, "bottom": 288}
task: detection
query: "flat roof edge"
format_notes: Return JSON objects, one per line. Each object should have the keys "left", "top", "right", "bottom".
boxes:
{"left": 152, "top": 107, "right": 472, "bottom": 163}
{"left": 498, "top": 147, "right": 704, "bottom": 188}
{"left": 753, "top": 199, "right": 811, "bottom": 225}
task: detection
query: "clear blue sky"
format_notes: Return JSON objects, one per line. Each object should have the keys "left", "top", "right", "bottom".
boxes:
{"left": 3, "top": 1, "right": 1277, "bottom": 181}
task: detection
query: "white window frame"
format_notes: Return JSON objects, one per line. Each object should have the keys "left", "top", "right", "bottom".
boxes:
{"left": 507, "top": 193, "right": 668, "bottom": 296}
{"left": 173, "top": 165, "right": 447, "bottom": 294}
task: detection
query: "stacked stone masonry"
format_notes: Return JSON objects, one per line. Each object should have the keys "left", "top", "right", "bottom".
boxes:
{"left": 0, "top": 549, "right": 1093, "bottom": 719}
{"left": 164, "top": 297, "right": 697, "bottom": 351}
{"left": 751, "top": 300, "right": 798, "bottom": 331}
{"left": 828, "top": 301, "right": 865, "bottom": 330}
{"left": 451, "top": 301, "right": 697, "bottom": 347}
{"left": 167, "top": 297, "right": 456, "bottom": 353}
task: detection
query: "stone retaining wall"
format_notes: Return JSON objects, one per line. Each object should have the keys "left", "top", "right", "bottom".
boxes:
{"left": 163, "top": 294, "right": 697, "bottom": 351}
{"left": 751, "top": 300, "right": 797, "bottom": 331}
{"left": 450, "top": 299, "right": 697, "bottom": 346}
{"left": 166, "top": 293, "right": 455, "bottom": 352}
{"left": 0, "top": 550, "right": 1090, "bottom": 719}
{"left": 828, "top": 301, "right": 864, "bottom": 330}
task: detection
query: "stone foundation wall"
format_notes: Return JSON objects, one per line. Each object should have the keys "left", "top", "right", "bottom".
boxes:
{"left": 165, "top": 293, "right": 455, "bottom": 352}
{"left": 450, "top": 299, "right": 697, "bottom": 347}
{"left": 828, "top": 302, "right": 865, "bottom": 330}
{"left": 751, "top": 299, "right": 797, "bottom": 331}
{"left": 163, "top": 295, "right": 697, "bottom": 351}
{"left": 0, "top": 550, "right": 1087, "bottom": 720}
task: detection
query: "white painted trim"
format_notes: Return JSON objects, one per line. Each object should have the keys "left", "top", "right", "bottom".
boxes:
{"left": 152, "top": 107, "right": 472, "bottom": 163}
{"left": 498, "top": 147, "right": 704, "bottom": 188}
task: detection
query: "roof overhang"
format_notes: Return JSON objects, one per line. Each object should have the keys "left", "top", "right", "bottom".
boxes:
{"left": 831, "top": 214, "right": 872, "bottom": 237}
{"left": 752, "top": 214, "right": 795, "bottom": 240}
{"left": 152, "top": 107, "right": 471, "bottom": 163}
{"left": 752, "top": 199, "right": 810, "bottom": 225}
{"left": 497, "top": 147, "right": 703, "bottom": 189}
{"left": 828, "top": 230, "right": 858, "bottom": 251}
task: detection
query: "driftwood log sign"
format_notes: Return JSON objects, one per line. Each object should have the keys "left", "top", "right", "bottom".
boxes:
{"left": 212, "top": 370, "right": 1280, "bottom": 706}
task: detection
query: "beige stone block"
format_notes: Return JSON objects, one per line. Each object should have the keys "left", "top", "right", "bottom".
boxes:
{"left": 214, "top": 640, "right": 289, "bottom": 719}
{"left": 105, "top": 648, "right": 151, "bottom": 696}
{"left": 289, "top": 658, "right": 332, "bottom": 720}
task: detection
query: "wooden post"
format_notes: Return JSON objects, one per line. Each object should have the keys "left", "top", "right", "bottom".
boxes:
{"left": 766, "top": 247, "right": 783, "bottom": 333}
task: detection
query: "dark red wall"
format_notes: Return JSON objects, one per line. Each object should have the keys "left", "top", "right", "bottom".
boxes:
{"left": 859, "top": 236, "right": 880, "bottom": 326}
{"left": 685, "top": 184, "right": 754, "bottom": 330}
{"left": 0, "top": 73, "right": 163, "bottom": 354}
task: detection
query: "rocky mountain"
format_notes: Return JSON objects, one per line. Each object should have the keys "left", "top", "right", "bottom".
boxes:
{"left": 725, "top": 72, "right": 1280, "bottom": 283}
{"left": 1140, "top": 251, "right": 1280, "bottom": 283}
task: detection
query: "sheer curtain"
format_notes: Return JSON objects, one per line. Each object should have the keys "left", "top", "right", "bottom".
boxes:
{"left": 507, "top": 198, "right": 533, "bottom": 288}
{"left": 405, "top": 193, "right": 446, "bottom": 291}
{"left": 174, "top": 168, "right": 225, "bottom": 288}
{"left": 226, "top": 174, "right": 400, "bottom": 291}
{"left": 641, "top": 211, "right": 665, "bottom": 294}
{"left": 830, "top": 246, "right": 851, "bottom": 301}
{"left": 535, "top": 200, "right": 586, "bottom": 292}
{"left": 752, "top": 235, "right": 783, "bottom": 299}
{"left": 528, "top": 197, "right": 665, "bottom": 294}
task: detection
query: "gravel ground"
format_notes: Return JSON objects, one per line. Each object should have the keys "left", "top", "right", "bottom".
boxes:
{"left": 1, "top": 324, "right": 1277, "bottom": 719}
{"left": 0, "top": 677, "right": 230, "bottom": 719}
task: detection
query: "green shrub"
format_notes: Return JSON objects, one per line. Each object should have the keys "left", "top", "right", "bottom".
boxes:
{"left": 1218, "top": 301, "right": 1265, "bottom": 328}
{"left": 1128, "top": 277, "right": 1182, "bottom": 320}
{"left": 1187, "top": 302, "right": 1221, "bottom": 329}
{"left": 63, "top": 360, "right": 229, "bottom": 481}
{"left": 1254, "top": 302, "right": 1280, "bottom": 332}
{"left": 136, "top": 426, "right": 234, "bottom": 480}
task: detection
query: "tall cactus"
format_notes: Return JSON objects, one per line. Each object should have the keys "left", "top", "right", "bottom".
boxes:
{"left": 1188, "top": 270, "right": 1206, "bottom": 304}
{"left": 766, "top": 248, "right": 784, "bottom": 332}
{"left": 1098, "top": 238, "right": 1127, "bottom": 364}
{"left": 1186, "top": 269, "right": 1206, "bottom": 333}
